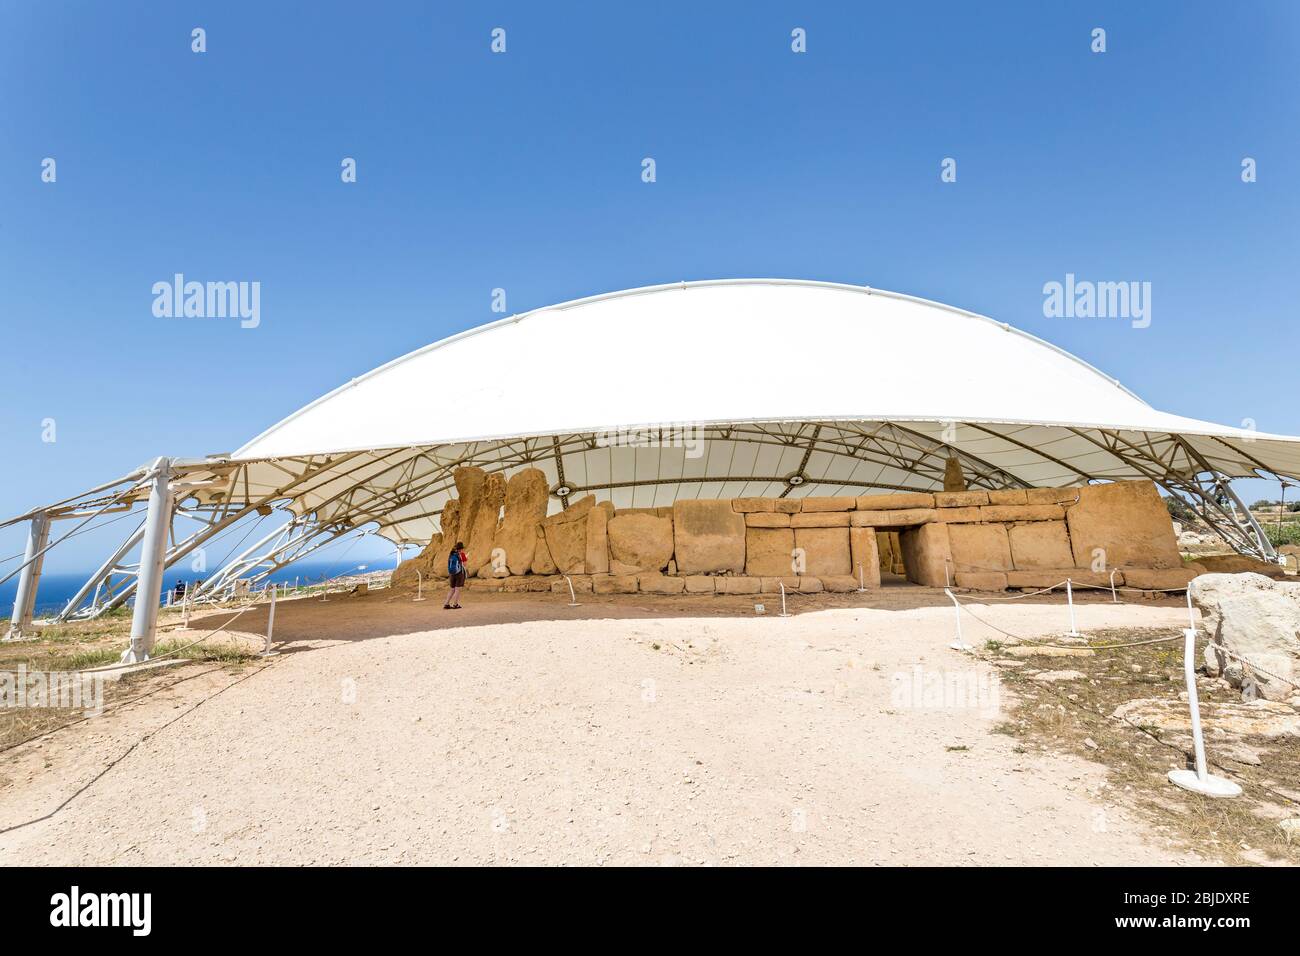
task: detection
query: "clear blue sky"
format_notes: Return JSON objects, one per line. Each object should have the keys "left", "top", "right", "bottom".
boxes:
{"left": 2, "top": 1, "right": 1297, "bottom": 572}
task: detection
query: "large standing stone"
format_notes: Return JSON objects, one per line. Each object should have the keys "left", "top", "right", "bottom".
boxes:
{"left": 464, "top": 472, "right": 505, "bottom": 576}
{"left": 849, "top": 527, "right": 881, "bottom": 587}
{"left": 745, "top": 527, "right": 796, "bottom": 576}
{"left": 673, "top": 500, "right": 746, "bottom": 574}
{"left": 491, "top": 468, "right": 550, "bottom": 575}
{"left": 607, "top": 513, "right": 674, "bottom": 573}
{"left": 1189, "top": 573, "right": 1300, "bottom": 701}
{"left": 530, "top": 526, "right": 557, "bottom": 574}
{"left": 430, "top": 498, "right": 462, "bottom": 578}
{"left": 1065, "top": 479, "right": 1182, "bottom": 569}
{"left": 542, "top": 494, "right": 596, "bottom": 574}
{"left": 1008, "top": 521, "right": 1074, "bottom": 570}
{"left": 948, "top": 523, "right": 1012, "bottom": 572}
{"left": 585, "top": 501, "right": 612, "bottom": 575}
{"left": 943, "top": 456, "right": 968, "bottom": 492}
{"left": 899, "top": 523, "right": 951, "bottom": 587}
{"left": 794, "top": 527, "right": 851, "bottom": 576}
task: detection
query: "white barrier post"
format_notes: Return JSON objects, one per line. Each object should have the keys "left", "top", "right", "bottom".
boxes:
{"left": 182, "top": 586, "right": 191, "bottom": 629}
{"left": 564, "top": 575, "right": 580, "bottom": 607}
{"left": 261, "top": 584, "right": 280, "bottom": 657}
{"left": 944, "top": 588, "right": 971, "bottom": 651}
{"left": 1109, "top": 568, "right": 1119, "bottom": 604}
{"left": 778, "top": 582, "right": 790, "bottom": 618}
{"left": 414, "top": 570, "right": 426, "bottom": 602}
{"left": 1168, "top": 626, "right": 1240, "bottom": 798}
{"left": 857, "top": 563, "right": 867, "bottom": 593}
{"left": 1065, "top": 578, "right": 1081, "bottom": 637}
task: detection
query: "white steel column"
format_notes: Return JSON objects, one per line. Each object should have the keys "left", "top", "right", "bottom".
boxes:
{"left": 121, "top": 458, "right": 174, "bottom": 663}
{"left": 4, "top": 511, "right": 51, "bottom": 640}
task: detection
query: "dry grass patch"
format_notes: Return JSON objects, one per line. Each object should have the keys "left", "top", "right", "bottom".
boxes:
{"left": 984, "top": 626, "right": 1300, "bottom": 865}
{"left": 0, "top": 610, "right": 256, "bottom": 751}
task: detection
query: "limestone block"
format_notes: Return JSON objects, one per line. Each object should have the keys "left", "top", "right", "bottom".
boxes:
{"left": 980, "top": 504, "right": 1065, "bottom": 523}
{"left": 683, "top": 576, "right": 716, "bottom": 593}
{"left": 638, "top": 574, "right": 685, "bottom": 594}
{"left": 732, "top": 498, "right": 774, "bottom": 513}
{"left": 820, "top": 575, "right": 861, "bottom": 593}
{"left": 851, "top": 509, "right": 938, "bottom": 527}
{"left": 1026, "top": 487, "right": 1083, "bottom": 505}
{"left": 790, "top": 512, "right": 850, "bottom": 528}
{"left": 943, "top": 456, "right": 968, "bottom": 492}
{"left": 592, "top": 574, "right": 639, "bottom": 594}
{"left": 760, "top": 577, "right": 801, "bottom": 593}
{"left": 530, "top": 526, "right": 557, "bottom": 575}
{"left": 794, "top": 527, "right": 851, "bottom": 577}
{"left": 745, "top": 512, "right": 791, "bottom": 528}
{"left": 774, "top": 499, "right": 801, "bottom": 514}
{"left": 797, "top": 577, "right": 824, "bottom": 593}
{"left": 745, "top": 527, "right": 796, "bottom": 577}
{"left": 849, "top": 527, "right": 882, "bottom": 588}
{"left": 463, "top": 471, "right": 506, "bottom": 576}
{"left": 607, "top": 513, "right": 674, "bottom": 572}
{"left": 955, "top": 571, "right": 1008, "bottom": 591}
{"left": 585, "top": 503, "right": 611, "bottom": 575}
{"left": 1008, "top": 521, "right": 1073, "bottom": 570}
{"left": 550, "top": 574, "right": 593, "bottom": 593}
{"left": 799, "top": 496, "right": 856, "bottom": 512}
{"left": 673, "top": 499, "right": 746, "bottom": 574}
{"left": 493, "top": 468, "right": 550, "bottom": 575}
{"left": 899, "top": 523, "right": 951, "bottom": 587}
{"left": 1190, "top": 572, "right": 1300, "bottom": 699}
{"left": 1005, "top": 569, "right": 1115, "bottom": 588}
{"left": 934, "top": 507, "right": 982, "bottom": 523}
{"left": 1123, "top": 567, "right": 1199, "bottom": 590}
{"left": 856, "top": 492, "right": 935, "bottom": 510}
{"left": 542, "top": 495, "right": 596, "bottom": 574}
{"left": 1064, "top": 480, "right": 1182, "bottom": 570}
{"left": 948, "top": 523, "right": 1012, "bottom": 571}
{"left": 716, "top": 576, "right": 761, "bottom": 594}
{"left": 987, "top": 489, "right": 1028, "bottom": 506}
{"left": 935, "top": 491, "right": 989, "bottom": 508}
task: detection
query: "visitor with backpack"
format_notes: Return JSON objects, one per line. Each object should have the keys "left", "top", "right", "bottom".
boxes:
{"left": 445, "top": 541, "right": 467, "bottom": 610}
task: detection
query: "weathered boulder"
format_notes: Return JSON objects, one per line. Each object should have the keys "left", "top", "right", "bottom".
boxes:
{"left": 673, "top": 500, "right": 746, "bottom": 574}
{"left": 492, "top": 468, "right": 549, "bottom": 575}
{"left": 607, "top": 513, "right": 674, "bottom": 572}
{"left": 1190, "top": 572, "right": 1300, "bottom": 701}
{"left": 542, "top": 494, "right": 596, "bottom": 574}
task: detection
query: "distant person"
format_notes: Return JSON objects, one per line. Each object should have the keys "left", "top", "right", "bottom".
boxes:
{"left": 172, "top": 580, "right": 186, "bottom": 602}
{"left": 445, "top": 541, "right": 467, "bottom": 610}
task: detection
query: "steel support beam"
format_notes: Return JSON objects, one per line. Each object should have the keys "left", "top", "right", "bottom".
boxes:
{"left": 121, "top": 459, "right": 174, "bottom": 663}
{"left": 4, "top": 511, "right": 51, "bottom": 640}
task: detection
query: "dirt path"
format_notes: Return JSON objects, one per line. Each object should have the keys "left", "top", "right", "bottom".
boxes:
{"left": 0, "top": 596, "right": 1204, "bottom": 865}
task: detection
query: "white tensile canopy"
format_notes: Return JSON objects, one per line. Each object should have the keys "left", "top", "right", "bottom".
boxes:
{"left": 7, "top": 279, "right": 1299, "bottom": 633}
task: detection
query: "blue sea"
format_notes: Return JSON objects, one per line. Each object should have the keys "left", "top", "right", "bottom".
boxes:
{"left": 0, "top": 558, "right": 398, "bottom": 622}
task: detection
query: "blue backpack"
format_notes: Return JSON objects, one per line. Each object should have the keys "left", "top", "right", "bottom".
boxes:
{"left": 448, "top": 550, "right": 463, "bottom": 575}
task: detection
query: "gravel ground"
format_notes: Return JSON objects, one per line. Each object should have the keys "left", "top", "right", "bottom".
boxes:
{"left": 0, "top": 592, "right": 1204, "bottom": 866}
